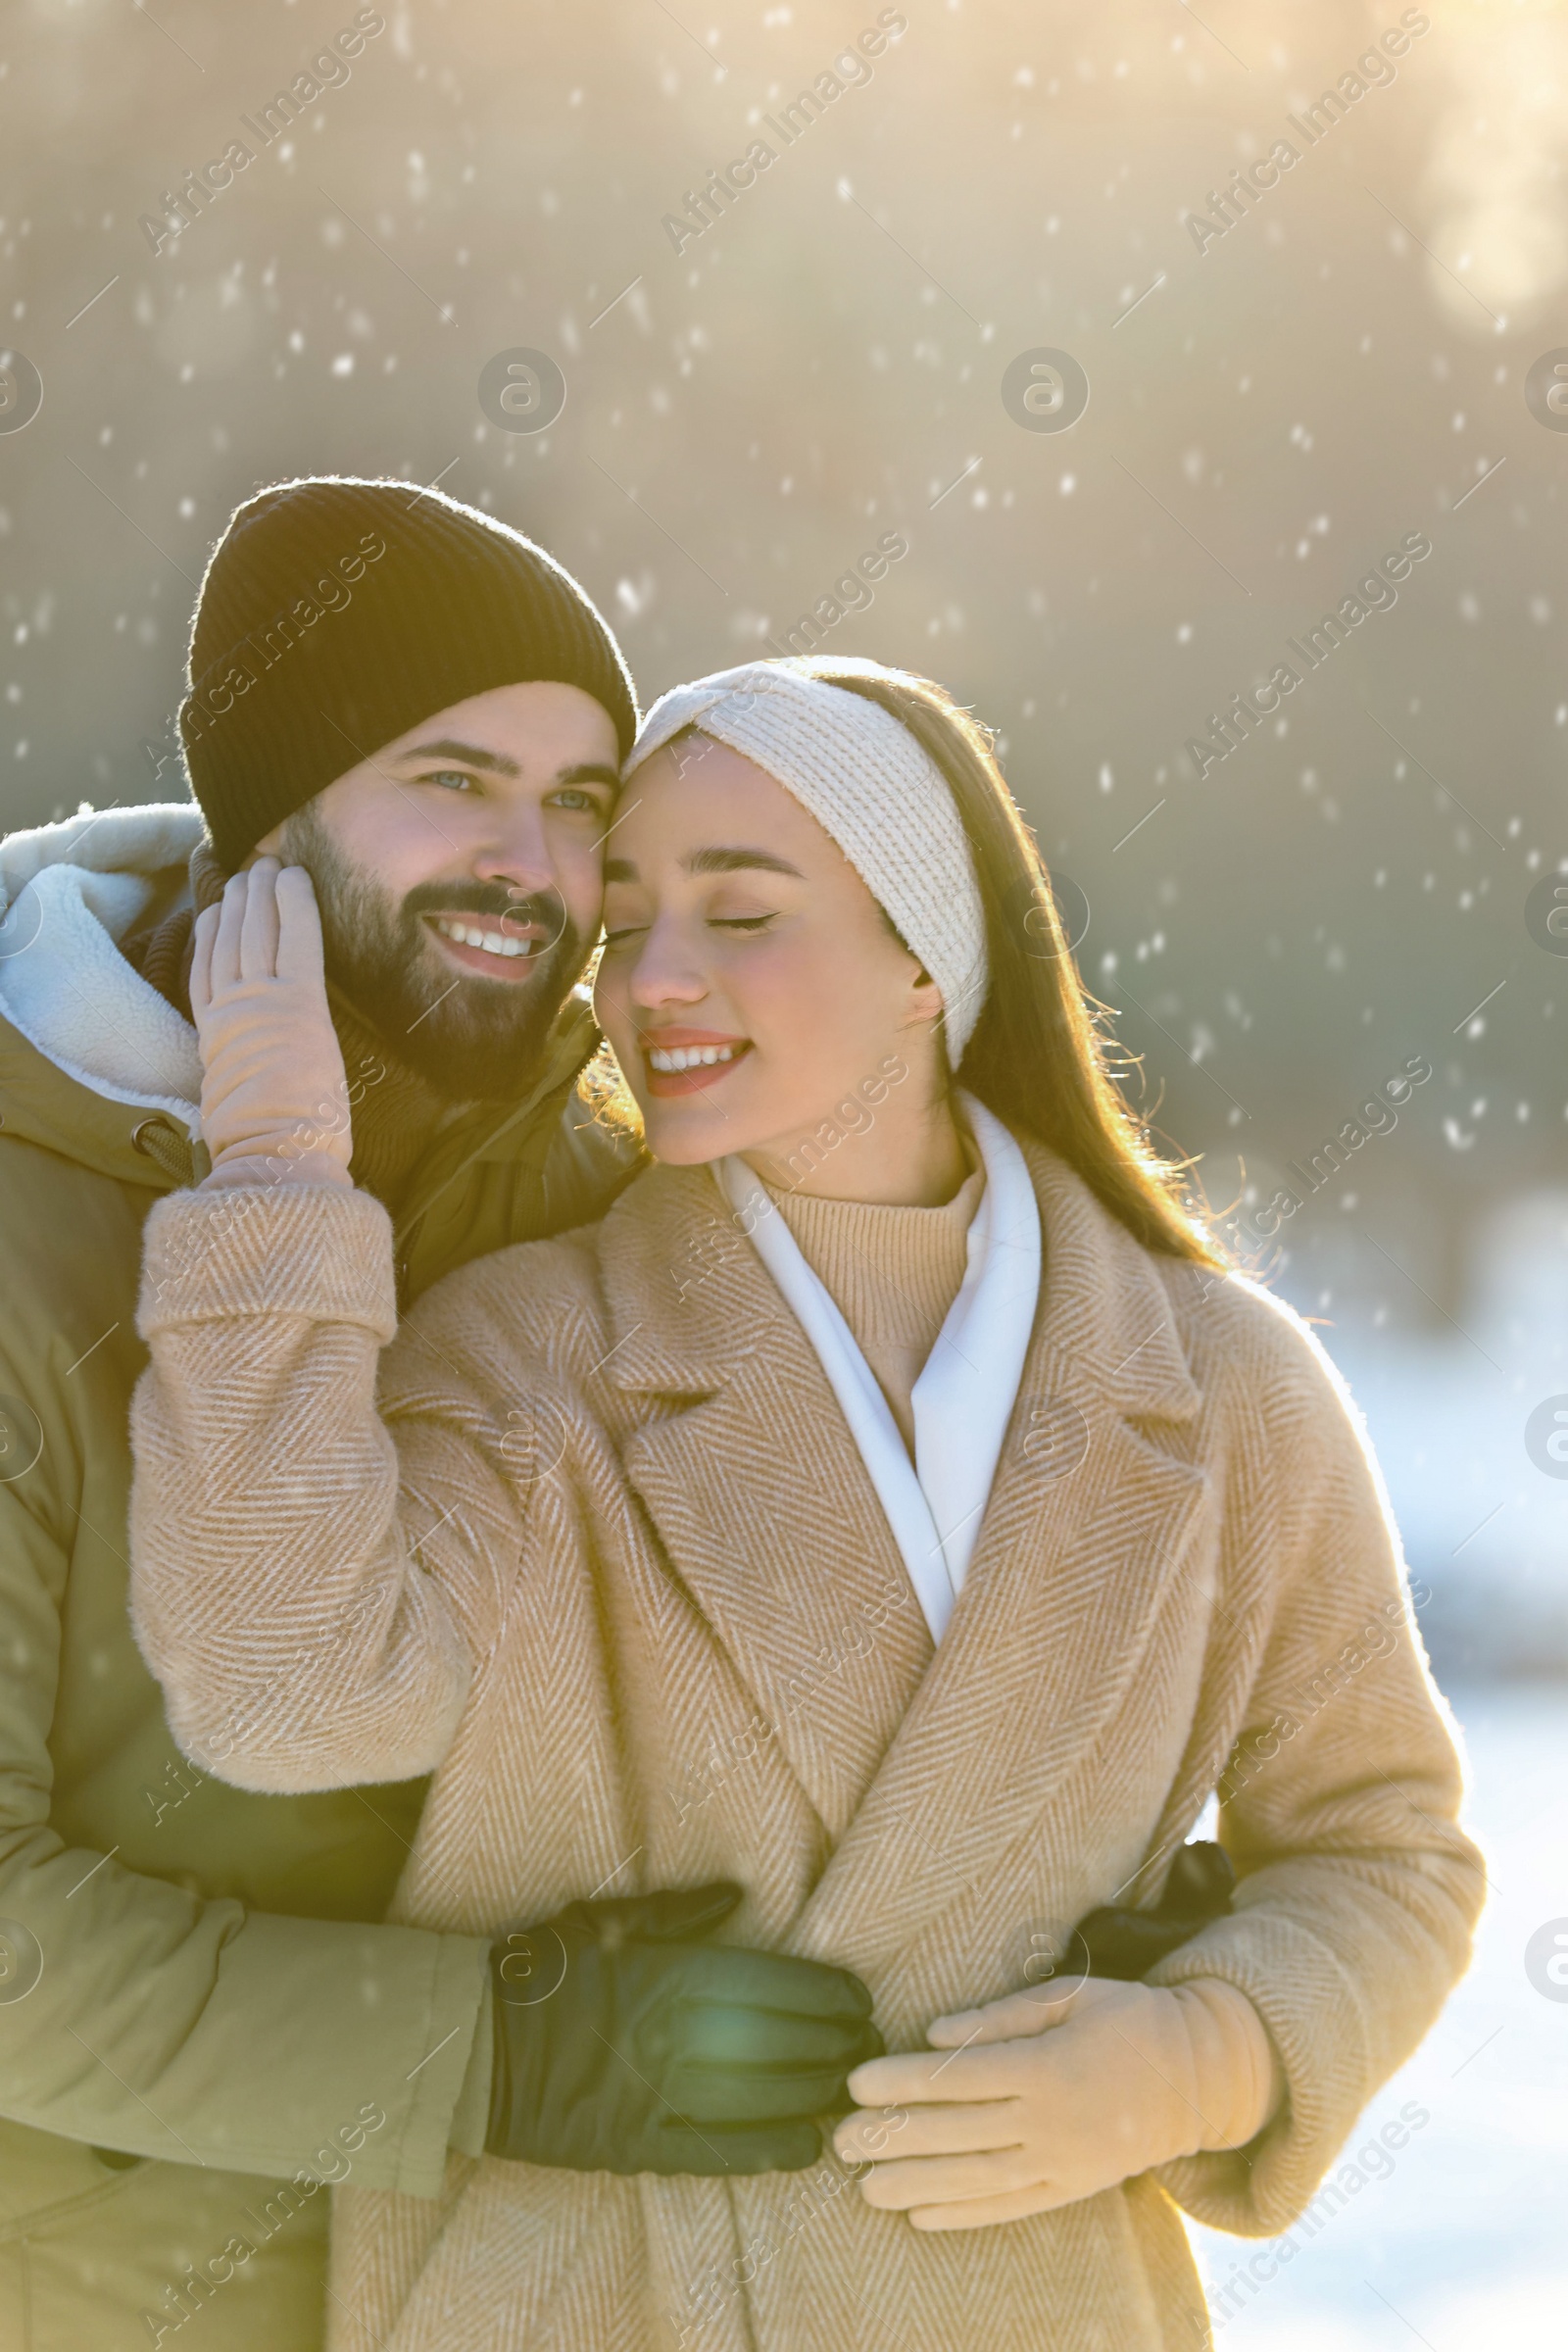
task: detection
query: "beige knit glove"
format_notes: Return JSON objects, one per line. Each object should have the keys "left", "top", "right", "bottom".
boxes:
{"left": 190, "top": 858, "right": 355, "bottom": 1192}
{"left": 834, "top": 1976, "right": 1282, "bottom": 2230}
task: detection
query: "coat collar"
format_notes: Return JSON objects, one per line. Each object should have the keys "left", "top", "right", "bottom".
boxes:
{"left": 390, "top": 997, "right": 603, "bottom": 1247}
{"left": 597, "top": 1138, "right": 1203, "bottom": 1426}
{"left": 595, "top": 1139, "right": 1211, "bottom": 1973}
{"left": 599, "top": 1158, "right": 933, "bottom": 1838}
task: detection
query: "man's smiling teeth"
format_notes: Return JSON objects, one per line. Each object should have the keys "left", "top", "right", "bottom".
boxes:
{"left": 649, "top": 1044, "right": 736, "bottom": 1072}
{"left": 433, "top": 916, "right": 535, "bottom": 958}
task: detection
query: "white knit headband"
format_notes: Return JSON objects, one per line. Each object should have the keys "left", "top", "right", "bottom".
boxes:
{"left": 626, "top": 660, "right": 990, "bottom": 1058}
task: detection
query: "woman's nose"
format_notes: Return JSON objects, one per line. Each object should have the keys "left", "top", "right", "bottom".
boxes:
{"left": 628, "top": 922, "right": 708, "bottom": 1011}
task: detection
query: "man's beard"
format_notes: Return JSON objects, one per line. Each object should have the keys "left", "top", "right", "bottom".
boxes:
{"left": 276, "top": 803, "right": 591, "bottom": 1102}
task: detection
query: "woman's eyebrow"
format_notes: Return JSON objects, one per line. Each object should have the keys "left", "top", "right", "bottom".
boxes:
{"left": 682, "top": 846, "right": 804, "bottom": 877}
{"left": 602, "top": 846, "right": 805, "bottom": 884}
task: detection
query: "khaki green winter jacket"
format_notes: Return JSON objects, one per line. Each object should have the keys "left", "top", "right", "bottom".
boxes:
{"left": 0, "top": 805, "right": 640, "bottom": 2349}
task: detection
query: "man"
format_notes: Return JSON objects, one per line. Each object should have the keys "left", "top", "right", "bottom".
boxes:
{"left": 0, "top": 477, "right": 649, "bottom": 2346}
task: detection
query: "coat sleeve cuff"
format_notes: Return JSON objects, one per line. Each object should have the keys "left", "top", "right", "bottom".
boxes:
{"left": 388, "top": 1930, "right": 494, "bottom": 2197}
{"left": 137, "top": 1182, "right": 397, "bottom": 1340}
{"left": 1145, "top": 1906, "right": 1372, "bottom": 2237}
{"left": 447, "top": 1971, "right": 495, "bottom": 2159}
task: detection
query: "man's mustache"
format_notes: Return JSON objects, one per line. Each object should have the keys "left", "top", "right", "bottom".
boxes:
{"left": 401, "top": 881, "right": 569, "bottom": 938}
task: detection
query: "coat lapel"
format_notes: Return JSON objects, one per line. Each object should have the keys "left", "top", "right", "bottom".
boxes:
{"left": 791, "top": 1143, "right": 1215, "bottom": 1974}
{"left": 601, "top": 1167, "right": 934, "bottom": 1841}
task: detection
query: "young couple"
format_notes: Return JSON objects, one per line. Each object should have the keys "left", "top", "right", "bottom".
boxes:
{"left": 0, "top": 475, "right": 1479, "bottom": 2350}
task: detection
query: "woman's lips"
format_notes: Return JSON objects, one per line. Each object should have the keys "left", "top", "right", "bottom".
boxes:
{"left": 641, "top": 1032, "right": 752, "bottom": 1099}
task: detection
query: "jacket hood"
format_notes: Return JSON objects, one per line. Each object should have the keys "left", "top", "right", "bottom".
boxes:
{"left": 0, "top": 802, "right": 207, "bottom": 1142}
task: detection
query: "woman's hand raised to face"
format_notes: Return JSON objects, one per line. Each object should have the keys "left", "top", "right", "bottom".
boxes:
{"left": 834, "top": 1977, "right": 1252, "bottom": 2232}
{"left": 190, "top": 859, "right": 355, "bottom": 1191}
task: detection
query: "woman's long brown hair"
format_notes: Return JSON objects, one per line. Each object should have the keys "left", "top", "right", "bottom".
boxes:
{"left": 795, "top": 657, "right": 1226, "bottom": 1268}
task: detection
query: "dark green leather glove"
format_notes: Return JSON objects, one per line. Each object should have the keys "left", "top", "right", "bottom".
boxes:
{"left": 1072, "top": 1839, "right": 1235, "bottom": 1980}
{"left": 485, "top": 1882, "right": 882, "bottom": 2175}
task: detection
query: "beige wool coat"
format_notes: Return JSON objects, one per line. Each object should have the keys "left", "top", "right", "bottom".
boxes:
{"left": 128, "top": 1136, "right": 1484, "bottom": 2352}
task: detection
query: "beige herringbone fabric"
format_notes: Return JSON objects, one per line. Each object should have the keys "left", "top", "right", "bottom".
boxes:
{"left": 129, "top": 1140, "right": 1484, "bottom": 2352}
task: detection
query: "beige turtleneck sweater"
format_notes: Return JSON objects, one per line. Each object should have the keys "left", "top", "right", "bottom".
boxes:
{"left": 767, "top": 1164, "right": 985, "bottom": 1455}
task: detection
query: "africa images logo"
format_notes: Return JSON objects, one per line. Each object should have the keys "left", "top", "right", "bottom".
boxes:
{"left": 137, "top": 8, "right": 385, "bottom": 256}
{"left": 1184, "top": 11, "right": 1432, "bottom": 257}
{"left": 659, "top": 10, "right": 907, "bottom": 253}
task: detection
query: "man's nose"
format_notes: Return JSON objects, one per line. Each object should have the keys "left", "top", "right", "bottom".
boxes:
{"left": 472, "top": 812, "right": 554, "bottom": 899}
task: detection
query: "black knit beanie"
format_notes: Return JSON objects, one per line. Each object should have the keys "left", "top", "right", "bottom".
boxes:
{"left": 180, "top": 476, "right": 638, "bottom": 870}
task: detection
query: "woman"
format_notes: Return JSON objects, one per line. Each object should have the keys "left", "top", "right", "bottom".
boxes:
{"left": 129, "top": 657, "right": 1482, "bottom": 2351}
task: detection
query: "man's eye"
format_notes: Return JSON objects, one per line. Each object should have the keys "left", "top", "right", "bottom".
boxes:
{"left": 550, "top": 787, "right": 602, "bottom": 813}
{"left": 422, "top": 769, "right": 476, "bottom": 794}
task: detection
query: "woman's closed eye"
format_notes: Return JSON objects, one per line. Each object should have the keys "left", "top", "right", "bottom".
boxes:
{"left": 709, "top": 910, "right": 778, "bottom": 934}
{"left": 601, "top": 906, "right": 781, "bottom": 948}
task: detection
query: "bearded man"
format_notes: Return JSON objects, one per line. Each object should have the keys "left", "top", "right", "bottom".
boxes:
{"left": 0, "top": 477, "right": 648, "bottom": 2345}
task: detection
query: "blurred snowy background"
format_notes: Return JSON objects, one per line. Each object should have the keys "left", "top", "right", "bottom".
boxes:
{"left": 1190, "top": 1681, "right": 1568, "bottom": 2348}
{"left": 1, "top": 0, "right": 1565, "bottom": 2337}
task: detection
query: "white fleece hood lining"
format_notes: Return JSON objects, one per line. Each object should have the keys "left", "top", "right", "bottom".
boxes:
{"left": 0, "top": 803, "right": 208, "bottom": 1132}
